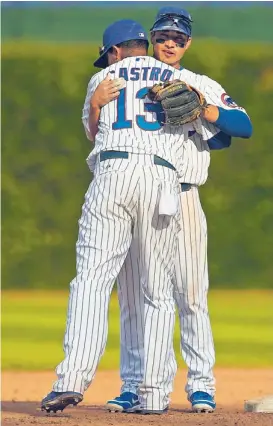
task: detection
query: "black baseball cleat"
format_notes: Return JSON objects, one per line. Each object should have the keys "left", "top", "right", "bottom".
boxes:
{"left": 41, "top": 391, "right": 83, "bottom": 413}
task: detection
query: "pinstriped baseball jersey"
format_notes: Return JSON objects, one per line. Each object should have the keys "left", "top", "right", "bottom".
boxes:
{"left": 174, "top": 118, "right": 213, "bottom": 186}
{"left": 82, "top": 58, "right": 243, "bottom": 185}
{"left": 173, "top": 70, "right": 248, "bottom": 185}
{"left": 82, "top": 56, "right": 187, "bottom": 172}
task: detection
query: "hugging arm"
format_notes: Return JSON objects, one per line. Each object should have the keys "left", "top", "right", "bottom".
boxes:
{"left": 201, "top": 77, "right": 253, "bottom": 139}
{"left": 87, "top": 75, "right": 121, "bottom": 141}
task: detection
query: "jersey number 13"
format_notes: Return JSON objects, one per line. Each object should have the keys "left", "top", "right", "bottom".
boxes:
{"left": 112, "top": 87, "right": 164, "bottom": 131}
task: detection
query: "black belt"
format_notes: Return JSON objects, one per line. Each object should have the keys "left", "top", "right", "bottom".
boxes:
{"left": 100, "top": 150, "right": 176, "bottom": 171}
{"left": 99, "top": 151, "right": 192, "bottom": 192}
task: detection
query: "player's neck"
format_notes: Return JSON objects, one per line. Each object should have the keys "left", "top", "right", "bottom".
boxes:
{"left": 122, "top": 50, "right": 148, "bottom": 60}
{"left": 153, "top": 56, "right": 181, "bottom": 70}
{"left": 172, "top": 62, "right": 182, "bottom": 70}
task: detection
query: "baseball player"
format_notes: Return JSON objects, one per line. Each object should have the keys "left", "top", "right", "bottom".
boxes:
{"left": 41, "top": 19, "right": 199, "bottom": 414}
{"left": 90, "top": 8, "right": 252, "bottom": 414}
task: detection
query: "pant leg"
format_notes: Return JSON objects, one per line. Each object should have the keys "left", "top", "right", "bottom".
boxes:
{"left": 174, "top": 187, "right": 216, "bottom": 398}
{"left": 117, "top": 222, "right": 177, "bottom": 400}
{"left": 138, "top": 165, "right": 180, "bottom": 411}
{"left": 53, "top": 163, "right": 137, "bottom": 394}
{"left": 117, "top": 242, "right": 144, "bottom": 394}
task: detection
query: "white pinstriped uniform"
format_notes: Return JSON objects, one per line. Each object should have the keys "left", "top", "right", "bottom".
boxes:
{"left": 83, "top": 57, "right": 182, "bottom": 171}
{"left": 82, "top": 58, "right": 222, "bottom": 176}
{"left": 52, "top": 55, "right": 244, "bottom": 410}
{"left": 115, "top": 65, "right": 247, "bottom": 410}
{"left": 52, "top": 56, "right": 193, "bottom": 403}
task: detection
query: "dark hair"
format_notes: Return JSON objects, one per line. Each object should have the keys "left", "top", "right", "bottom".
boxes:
{"left": 109, "top": 39, "right": 148, "bottom": 53}
{"left": 118, "top": 39, "right": 148, "bottom": 49}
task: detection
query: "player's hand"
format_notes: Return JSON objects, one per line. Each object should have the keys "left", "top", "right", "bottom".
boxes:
{"left": 148, "top": 80, "right": 208, "bottom": 126}
{"left": 201, "top": 104, "right": 220, "bottom": 123}
{"left": 91, "top": 75, "right": 125, "bottom": 109}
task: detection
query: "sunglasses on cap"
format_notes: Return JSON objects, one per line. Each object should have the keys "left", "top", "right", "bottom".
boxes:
{"left": 151, "top": 13, "right": 192, "bottom": 37}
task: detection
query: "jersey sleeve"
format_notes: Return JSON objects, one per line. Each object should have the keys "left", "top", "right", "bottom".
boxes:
{"left": 174, "top": 70, "right": 223, "bottom": 141}
{"left": 201, "top": 76, "right": 247, "bottom": 114}
{"left": 197, "top": 117, "right": 220, "bottom": 141}
{"left": 82, "top": 73, "right": 102, "bottom": 139}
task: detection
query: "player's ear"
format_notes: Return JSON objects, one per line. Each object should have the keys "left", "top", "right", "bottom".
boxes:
{"left": 150, "top": 31, "right": 156, "bottom": 45}
{"left": 185, "top": 37, "right": 192, "bottom": 51}
{"left": 107, "top": 46, "right": 119, "bottom": 66}
{"left": 112, "top": 45, "right": 122, "bottom": 62}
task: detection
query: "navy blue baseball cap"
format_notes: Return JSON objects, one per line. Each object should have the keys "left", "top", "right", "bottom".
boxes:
{"left": 94, "top": 19, "right": 149, "bottom": 69}
{"left": 151, "top": 6, "right": 193, "bottom": 37}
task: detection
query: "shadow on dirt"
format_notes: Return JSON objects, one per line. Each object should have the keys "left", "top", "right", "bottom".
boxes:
{"left": 1, "top": 401, "right": 108, "bottom": 418}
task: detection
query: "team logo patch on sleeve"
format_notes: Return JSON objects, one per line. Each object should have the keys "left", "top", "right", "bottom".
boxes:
{"left": 221, "top": 93, "right": 239, "bottom": 108}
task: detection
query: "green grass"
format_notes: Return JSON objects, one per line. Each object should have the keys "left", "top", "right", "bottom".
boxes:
{"left": 2, "top": 290, "right": 273, "bottom": 370}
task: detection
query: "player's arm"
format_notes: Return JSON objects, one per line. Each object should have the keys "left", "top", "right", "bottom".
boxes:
{"left": 207, "top": 131, "right": 231, "bottom": 150}
{"left": 82, "top": 74, "right": 102, "bottom": 141}
{"left": 88, "top": 103, "right": 101, "bottom": 142}
{"left": 202, "top": 105, "right": 252, "bottom": 139}
{"left": 200, "top": 118, "right": 232, "bottom": 150}
{"left": 82, "top": 72, "right": 120, "bottom": 141}
{"left": 88, "top": 75, "right": 121, "bottom": 140}
{"left": 201, "top": 77, "right": 253, "bottom": 139}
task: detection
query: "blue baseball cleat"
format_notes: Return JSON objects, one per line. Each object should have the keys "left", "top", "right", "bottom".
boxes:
{"left": 190, "top": 391, "right": 216, "bottom": 413}
{"left": 105, "top": 391, "right": 141, "bottom": 412}
{"left": 41, "top": 391, "right": 83, "bottom": 413}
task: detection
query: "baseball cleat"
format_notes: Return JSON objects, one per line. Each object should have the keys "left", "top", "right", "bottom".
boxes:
{"left": 105, "top": 391, "right": 141, "bottom": 413}
{"left": 190, "top": 391, "right": 216, "bottom": 413}
{"left": 41, "top": 391, "right": 83, "bottom": 413}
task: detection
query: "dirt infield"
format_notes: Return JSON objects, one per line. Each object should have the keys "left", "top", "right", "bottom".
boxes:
{"left": 2, "top": 369, "right": 273, "bottom": 426}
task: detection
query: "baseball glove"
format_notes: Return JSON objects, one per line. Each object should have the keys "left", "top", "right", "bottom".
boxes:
{"left": 147, "top": 80, "right": 208, "bottom": 126}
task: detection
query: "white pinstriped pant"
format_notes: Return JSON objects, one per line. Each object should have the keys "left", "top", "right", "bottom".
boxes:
{"left": 118, "top": 186, "right": 216, "bottom": 409}
{"left": 52, "top": 153, "right": 180, "bottom": 407}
